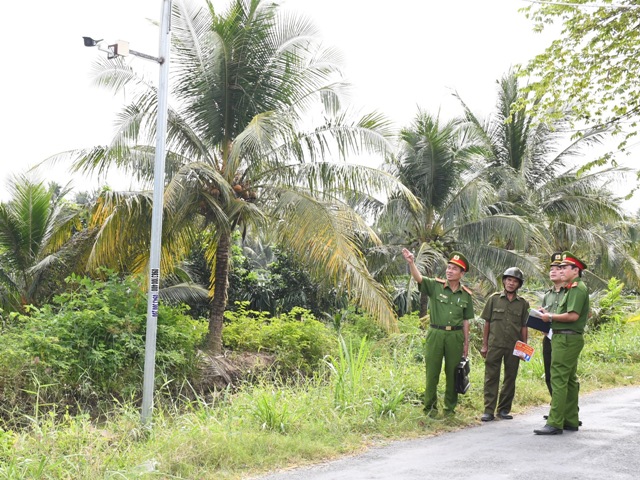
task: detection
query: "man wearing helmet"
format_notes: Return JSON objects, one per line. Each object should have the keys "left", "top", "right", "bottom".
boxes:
{"left": 480, "top": 267, "right": 530, "bottom": 422}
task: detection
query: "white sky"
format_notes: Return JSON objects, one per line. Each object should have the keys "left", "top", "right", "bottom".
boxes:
{"left": 1, "top": 0, "right": 637, "bottom": 212}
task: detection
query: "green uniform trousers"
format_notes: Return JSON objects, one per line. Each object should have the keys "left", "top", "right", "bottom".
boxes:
{"left": 483, "top": 346, "right": 520, "bottom": 414}
{"left": 547, "top": 333, "right": 584, "bottom": 429}
{"left": 425, "top": 328, "right": 463, "bottom": 413}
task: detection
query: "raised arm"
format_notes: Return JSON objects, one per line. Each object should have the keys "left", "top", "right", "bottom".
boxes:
{"left": 402, "top": 248, "right": 423, "bottom": 284}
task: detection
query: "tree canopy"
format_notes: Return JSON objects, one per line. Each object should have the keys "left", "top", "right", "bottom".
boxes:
{"left": 69, "top": 0, "right": 417, "bottom": 353}
{"left": 0, "top": 177, "right": 86, "bottom": 311}
{"left": 520, "top": 0, "right": 640, "bottom": 147}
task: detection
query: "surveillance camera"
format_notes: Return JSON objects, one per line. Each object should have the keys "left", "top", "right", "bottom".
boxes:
{"left": 82, "top": 36, "right": 103, "bottom": 47}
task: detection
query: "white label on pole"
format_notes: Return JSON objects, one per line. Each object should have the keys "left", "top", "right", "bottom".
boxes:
{"left": 151, "top": 268, "right": 160, "bottom": 292}
{"left": 151, "top": 268, "right": 160, "bottom": 318}
{"left": 152, "top": 294, "right": 159, "bottom": 318}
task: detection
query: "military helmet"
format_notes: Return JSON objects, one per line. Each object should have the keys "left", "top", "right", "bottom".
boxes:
{"left": 502, "top": 267, "right": 524, "bottom": 286}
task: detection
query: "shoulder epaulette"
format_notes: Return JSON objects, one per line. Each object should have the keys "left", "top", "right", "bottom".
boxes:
{"left": 435, "top": 277, "right": 446, "bottom": 284}
{"left": 462, "top": 285, "right": 473, "bottom": 295}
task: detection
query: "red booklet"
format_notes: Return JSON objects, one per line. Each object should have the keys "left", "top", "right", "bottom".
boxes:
{"left": 513, "top": 341, "right": 534, "bottom": 361}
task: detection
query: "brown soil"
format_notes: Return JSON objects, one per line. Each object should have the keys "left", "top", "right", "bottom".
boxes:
{"left": 196, "top": 350, "right": 277, "bottom": 390}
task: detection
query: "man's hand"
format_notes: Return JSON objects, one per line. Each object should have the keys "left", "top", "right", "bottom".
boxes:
{"left": 403, "top": 248, "right": 423, "bottom": 284}
{"left": 402, "top": 248, "right": 414, "bottom": 263}
{"left": 480, "top": 345, "right": 488, "bottom": 358}
{"left": 539, "top": 307, "right": 552, "bottom": 323}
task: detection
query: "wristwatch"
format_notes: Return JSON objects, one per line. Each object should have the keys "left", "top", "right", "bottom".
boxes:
{"left": 549, "top": 313, "right": 553, "bottom": 322}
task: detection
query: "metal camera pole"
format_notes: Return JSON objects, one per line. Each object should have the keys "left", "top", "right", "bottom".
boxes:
{"left": 84, "top": 0, "right": 172, "bottom": 427}
{"left": 141, "top": 0, "right": 172, "bottom": 426}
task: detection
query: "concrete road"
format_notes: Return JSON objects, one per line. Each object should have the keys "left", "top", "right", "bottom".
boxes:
{"left": 255, "top": 386, "right": 640, "bottom": 480}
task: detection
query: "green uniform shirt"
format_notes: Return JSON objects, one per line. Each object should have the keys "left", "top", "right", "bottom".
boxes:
{"left": 481, "top": 292, "right": 530, "bottom": 349}
{"left": 419, "top": 277, "right": 474, "bottom": 327}
{"left": 554, "top": 278, "right": 589, "bottom": 334}
{"left": 542, "top": 286, "right": 566, "bottom": 314}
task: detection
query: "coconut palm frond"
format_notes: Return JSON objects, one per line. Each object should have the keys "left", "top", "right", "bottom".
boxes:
{"left": 268, "top": 188, "right": 396, "bottom": 330}
{"left": 454, "top": 215, "right": 545, "bottom": 254}
{"left": 160, "top": 282, "right": 210, "bottom": 304}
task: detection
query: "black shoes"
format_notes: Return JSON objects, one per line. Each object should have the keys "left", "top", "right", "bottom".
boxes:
{"left": 482, "top": 411, "right": 513, "bottom": 421}
{"left": 481, "top": 413, "right": 495, "bottom": 422}
{"left": 534, "top": 424, "right": 563, "bottom": 435}
{"left": 563, "top": 424, "right": 579, "bottom": 431}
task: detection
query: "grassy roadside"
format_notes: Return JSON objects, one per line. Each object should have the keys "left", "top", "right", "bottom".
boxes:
{"left": 1, "top": 319, "right": 639, "bottom": 479}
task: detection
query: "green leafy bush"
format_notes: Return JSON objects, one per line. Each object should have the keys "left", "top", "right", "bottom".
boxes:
{"left": 223, "top": 303, "right": 335, "bottom": 375}
{"left": 338, "top": 307, "right": 388, "bottom": 342}
{"left": 590, "top": 277, "right": 635, "bottom": 329}
{"left": 222, "top": 303, "right": 271, "bottom": 352}
{"left": 0, "top": 272, "right": 207, "bottom": 415}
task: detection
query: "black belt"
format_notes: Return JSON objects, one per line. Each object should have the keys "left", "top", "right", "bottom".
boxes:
{"left": 430, "top": 324, "right": 462, "bottom": 331}
{"left": 555, "top": 329, "right": 581, "bottom": 335}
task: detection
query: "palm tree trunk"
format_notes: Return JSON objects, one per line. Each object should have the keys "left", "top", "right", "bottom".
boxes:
{"left": 206, "top": 232, "right": 232, "bottom": 355}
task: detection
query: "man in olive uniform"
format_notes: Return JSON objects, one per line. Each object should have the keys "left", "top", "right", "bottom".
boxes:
{"left": 402, "top": 248, "right": 474, "bottom": 415}
{"left": 480, "top": 267, "right": 529, "bottom": 422}
{"left": 534, "top": 251, "right": 589, "bottom": 435}
{"left": 542, "top": 252, "right": 567, "bottom": 396}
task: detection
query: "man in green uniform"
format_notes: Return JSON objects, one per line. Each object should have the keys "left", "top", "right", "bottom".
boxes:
{"left": 534, "top": 251, "right": 589, "bottom": 435}
{"left": 542, "top": 252, "right": 566, "bottom": 396}
{"left": 480, "top": 267, "right": 529, "bottom": 422}
{"left": 402, "top": 248, "right": 474, "bottom": 415}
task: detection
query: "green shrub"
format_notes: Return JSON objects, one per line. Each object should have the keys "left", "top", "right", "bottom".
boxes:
{"left": 222, "top": 303, "right": 271, "bottom": 352}
{"left": 339, "top": 307, "right": 388, "bottom": 342}
{"left": 0, "top": 272, "right": 207, "bottom": 416}
{"left": 583, "top": 314, "right": 640, "bottom": 363}
{"left": 590, "top": 278, "right": 635, "bottom": 329}
{"left": 223, "top": 303, "right": 335, "bottom": 375}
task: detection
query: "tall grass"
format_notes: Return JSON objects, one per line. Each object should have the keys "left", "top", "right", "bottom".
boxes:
{"left": 1, "top": 319, "right": 639, "bottom": 479}
{"left": 251, "top": 390, "right": 289, "bottom": 433}
{"left": 325, "top": 335, "right": 371, "bottom": 409}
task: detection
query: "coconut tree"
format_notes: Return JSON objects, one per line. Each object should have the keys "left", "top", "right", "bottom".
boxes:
{"left": 457, "top": 70, "right": 640, "bottom": 289}
{"left": 0, "top": 176, "right": 86, "bottom": 312}
{"left": 373, "top": 110, "right": 544, "bottom": 317}
{"left": 70, "top": 0, "right": 418, "bottom": 354}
